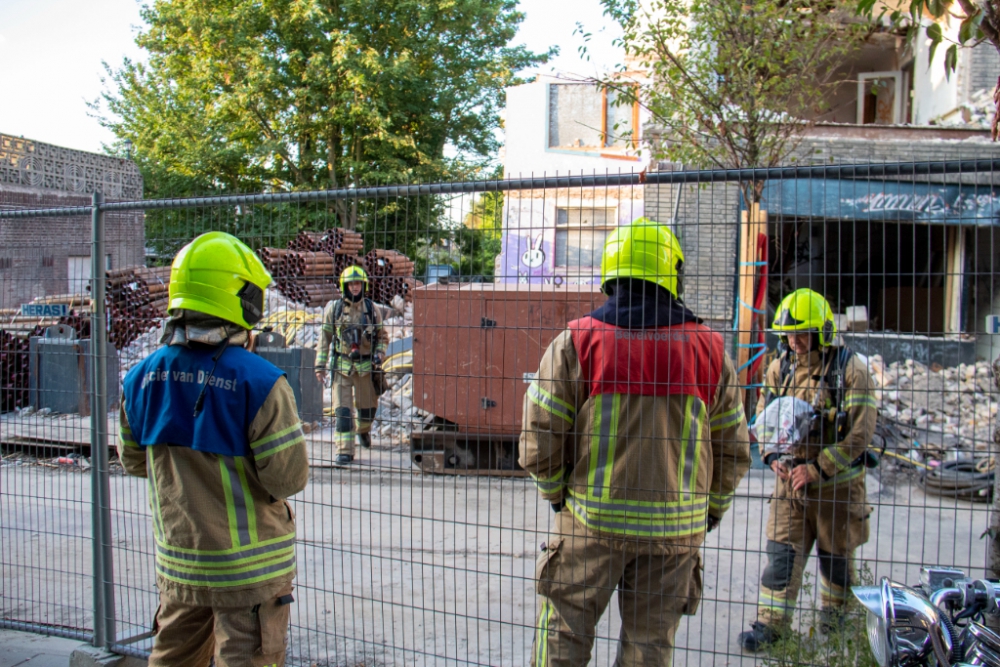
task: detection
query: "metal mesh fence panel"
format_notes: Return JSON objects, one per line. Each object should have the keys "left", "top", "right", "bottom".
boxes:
{"left": 1, "top": 161, "right": 998, "bottom": 665}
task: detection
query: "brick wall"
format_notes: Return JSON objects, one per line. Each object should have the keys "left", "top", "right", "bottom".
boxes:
{"left": 0, "top": 184, "right": 145, "bottom": 309}
{"left": 969, "top": 44, "right": 1000, "bottom": 95}
{"left": 648, "top": 134, "right": 1000, "bottom": 325}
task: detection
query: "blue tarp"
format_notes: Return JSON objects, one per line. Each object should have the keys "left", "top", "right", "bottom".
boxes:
{"left": 757, "top": 179, "right": 1000, "bottom": 225}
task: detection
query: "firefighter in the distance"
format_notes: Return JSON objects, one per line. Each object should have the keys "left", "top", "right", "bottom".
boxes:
{"left": 315, "top": 265, "right": 388, "bottom": 465}
{"left": 737, "top": 289, "right": 877, "bottom": 651}
{"left": 520, "top": 218, "right": 752, "bottom": 666}
{"left": 118, "top": 232, "right": 310, "bottom": 666}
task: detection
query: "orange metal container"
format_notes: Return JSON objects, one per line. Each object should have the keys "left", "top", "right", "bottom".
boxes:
{"left": 411, "top": 283, "right": 605, "bottom": 434}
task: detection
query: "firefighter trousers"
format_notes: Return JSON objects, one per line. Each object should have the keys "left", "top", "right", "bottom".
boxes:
{"left": 532, "top": 510, "right": 703, "bottom": 667}
{"left": 756, "top": 475, "right": 870, "bottom": 629}
{"left": 148, "top": 585, "right": 292, "bottom": 667}
{"left": 332, "top": 370, "right": 377, "bottom": 456}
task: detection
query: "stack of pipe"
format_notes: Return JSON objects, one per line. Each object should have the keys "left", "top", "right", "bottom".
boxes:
{"left": 314, "top": 228, "right": 363, "bottom": 256}
{"left": 106, "top": 266, "right": 172, "bottom": 348}
{"left": 257, "top": 228, "right": 416, "bottom": 307}
{"left": 287, "top": 231, "right": 326, "bottom": 251}
{"left": 363, "top": 250, "right": 417, "bottom": 304}
{"left": 0, "top": 327, "right": 39, "bottom": 412}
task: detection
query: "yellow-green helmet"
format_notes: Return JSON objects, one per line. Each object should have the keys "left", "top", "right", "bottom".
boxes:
{"left": 167, "top": 232, "right": 271, "bottom": 329}
{"left": 772, "top": 288, "right": 836, "bottom": 347}
{"left": 600, "top": 217, "right": 685, "bottom": 297}
{"left": 340, "top": 265, "right": 368, "bottom": 300}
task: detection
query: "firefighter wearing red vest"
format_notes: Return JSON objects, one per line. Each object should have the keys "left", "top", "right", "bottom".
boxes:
{"left": 737, "top": 289, "right": 876, "bottom": 651}
{"left": 520, "top": 218, "right": 752, "bottom": 666}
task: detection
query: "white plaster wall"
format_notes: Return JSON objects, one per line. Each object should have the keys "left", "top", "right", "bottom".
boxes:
{"left": 911, "top": 19, "right": 962, "bottom": 124}
{"left": 502, "top": 76, "right": 651, "bottom": 178}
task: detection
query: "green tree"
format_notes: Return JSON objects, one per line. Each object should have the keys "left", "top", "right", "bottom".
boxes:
{"left": 95, "top": 0, "right": 549, "bottom": 253}
{"left": 592, "top": 0, "right": 866, "bottom": 203}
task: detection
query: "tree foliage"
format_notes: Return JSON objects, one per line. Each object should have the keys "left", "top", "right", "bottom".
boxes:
{"left": 96, "top": 0, "right": 549, "bottom": 226}
{"left": 853, "top": 0, "right": 1000, "bottom": 138}
{"left": 593, "top": 0, "right": 867, "bottom": 201}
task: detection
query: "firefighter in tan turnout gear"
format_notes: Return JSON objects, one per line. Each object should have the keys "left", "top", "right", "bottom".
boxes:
{"left": 118, "top": 232, "right": 310, "bottom": 667}
{"left": 520, "top": 218, "right": 752, "bottom": 666}
{"left": 737, "top": 288, "right": 877, "bottom": 651}
{"left": 315, "top": 265, "right": 388, "bottom": 465}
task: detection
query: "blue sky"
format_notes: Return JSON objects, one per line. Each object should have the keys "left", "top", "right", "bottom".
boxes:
{"left": 0, "top": 0, "right": 623, "bottom": 154}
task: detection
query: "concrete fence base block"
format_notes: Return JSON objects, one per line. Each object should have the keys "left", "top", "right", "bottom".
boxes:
{"left": 70, "top": 645, "right": 147, "bottom": 667}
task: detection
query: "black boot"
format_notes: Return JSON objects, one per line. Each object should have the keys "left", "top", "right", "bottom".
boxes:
{"left": 358, "top": 432, "right": 371, "bottom": 449}
{"left": 738, "top": 622, "right": 781, "bottom": 651}
{"left": 335, "top": 454, "right": 353, "bottom": 465}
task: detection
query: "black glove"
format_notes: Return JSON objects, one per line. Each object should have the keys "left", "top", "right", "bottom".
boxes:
{"left": 348, "top": 350, "right": 361, "bottom": 361}
{"left": 706, "top": 514, "right": 720, "bottom": 532}
{"left": 551, "top": 500, "right": 565, "bottom": 514}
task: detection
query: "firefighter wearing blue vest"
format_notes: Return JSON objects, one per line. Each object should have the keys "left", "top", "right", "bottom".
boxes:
{"left": 520, "top": 218, "right": 752, "bottom": 666}
{"left": 315, "top": 265, "right": 388, "bottom": 465}
{"left": 737, "top": 289, "right": 877, "bottom": 651}
{"left": 118, "top": 232, "right": 309, "bottom": 667}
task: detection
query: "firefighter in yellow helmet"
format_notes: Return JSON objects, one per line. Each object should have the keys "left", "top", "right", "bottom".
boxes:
{"left": 315, "top": 265, "right": 388, "bottom": 464}
{"left": 737, "top": 288, "right": 877, "bottom": 651}
{"left": 520, "top": 217, "right": 751, "bottom": 665}
{"left": 118, "top": 232, "right": 309, "bottom": 666}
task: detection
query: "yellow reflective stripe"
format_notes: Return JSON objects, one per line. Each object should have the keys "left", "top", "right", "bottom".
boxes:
{"left": 530, "top": 468, "right": 566, "bottom": 494}
{"left": 710, "top": 404, "right": 744, "bottom": 432}
{"left": 567, "top": 490, "right": 706, "bottom": 518}
{"left": 679, "top": 396, "right": 705, "bottom": 501}
{"left": 321, "top": 324, "right": 334, "bottom": 332}
{"left": 566, "top": 496, "right": 707, "bottom": 536}
{"left": 708, "top": 493, "right": 733, "bottom": 512}
{"left": 526, "top": 382, "right": 576, "bottom": 424}
{"left": 758, "top": 590, "right": 795, "bottom": 613}
{"left": 234, "top": 458, "right": 258, "bottom": 545}
{"left": 219, "top": 458, "right": 242, "bottom": 548}
{"left": 843, "top": 393, "right": 877, "bottom": 409}
{"left": 156, "top": 545, "right": 294, "bottom": 570}
{"left": 821, "top": 446, "right": 854, "bottom": 472}
{"left": 146, "top": 447, "right": 164, "bottom": 541}
{"left": 586, "top": 394, "right": 620, "bottom": 501}
{"left": 820, "top": 578, "right": 851, "bottom": 600}
{"left": 814, "top": 465, "right": 864, "bottom": 488}
{"left": 250, "top": 423, "right": 300, "bottom": 450}
{"left": 153, "top": 531, "right": 296, "bottom": 556}
{"left": 535, "top": 599, "right": 553, "bottom": 666}
{"left": 156, "top": 560, "right": 295, "bottom": 588}
{"left": 120, "top": 427, "right": 138, "bottom": 447}
{"left": 251, "top": 424, "right": 305, "bottom": 461}
{"left": 334, "top": 431, "right": 354, "bottom": 443}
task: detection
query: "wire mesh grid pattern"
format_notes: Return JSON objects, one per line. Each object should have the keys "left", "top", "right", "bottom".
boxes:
{"left": 0, "top": 161, "right": 998, "bottom": 666}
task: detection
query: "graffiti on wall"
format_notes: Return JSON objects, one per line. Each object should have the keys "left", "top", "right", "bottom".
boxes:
{"left": 498, "top": 232, "right": 555, "bottom": 284}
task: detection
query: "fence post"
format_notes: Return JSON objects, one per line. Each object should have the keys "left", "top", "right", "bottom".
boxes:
{"left": 90, "top": 191, "right": 116, "bottom": 648}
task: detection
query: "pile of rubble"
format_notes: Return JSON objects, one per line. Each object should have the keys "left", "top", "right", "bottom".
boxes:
{"left": 933, "top": 88, "right": 995, "bottom": 129}
{"left": 372, "top": 374, "right": 428, "bottom": 442}
{"left": 869, "top": 356, "right": 998, "bottom": 454}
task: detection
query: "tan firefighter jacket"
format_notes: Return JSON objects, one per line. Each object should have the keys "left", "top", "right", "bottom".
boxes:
{"left": 316, "top": 297, "right": 388, "bottom": 376}
{"left": 757, "top": 347, "right": 877, "bottom": 487}
{"left": 118, "top": 350, "right": 309, "bottom": 608}
{"left": 519, "top": 318, "right": 752, "bottom": 544}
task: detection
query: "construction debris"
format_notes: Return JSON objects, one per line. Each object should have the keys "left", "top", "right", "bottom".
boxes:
{"left": 869, "top": 355, "right": 998, "bottom": 457}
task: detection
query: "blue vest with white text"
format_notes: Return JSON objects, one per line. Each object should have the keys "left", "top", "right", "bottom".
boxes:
{"left": 123, "top": 344, "right": 285, "bottom": 457}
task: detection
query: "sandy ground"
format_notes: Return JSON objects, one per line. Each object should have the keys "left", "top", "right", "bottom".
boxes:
{"left": 1, "top": 420, "right": 994, "bottom": 666}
